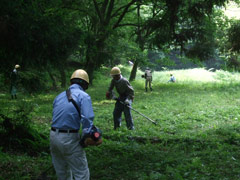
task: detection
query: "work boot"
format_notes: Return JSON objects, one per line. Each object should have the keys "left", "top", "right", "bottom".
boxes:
{"left": 114, "top": 122, "right": 121, "bottom": 130}
{"left": 128, "top": 126, "right": 135, "bottom": 130}
{"left": 150, "top": 87, "right": 152, "bottom": 91}
{"left": 145, "top": 88, "right": 148, "bottom": 92}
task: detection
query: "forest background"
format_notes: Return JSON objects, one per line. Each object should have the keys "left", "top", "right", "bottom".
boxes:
{"left": 1, "top": 0, "right": 240, "bottom": 87}
{"left": 1, "top": 0, "right": 240, "bottom": 179}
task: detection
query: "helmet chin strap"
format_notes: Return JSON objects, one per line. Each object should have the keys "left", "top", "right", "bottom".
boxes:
{"left": 82, "top": 83, "right": 88, "bottom": 90}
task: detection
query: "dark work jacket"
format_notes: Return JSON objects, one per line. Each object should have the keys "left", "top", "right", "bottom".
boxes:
{"left": 108, "top": 76, "right": 134, "bottom": 100}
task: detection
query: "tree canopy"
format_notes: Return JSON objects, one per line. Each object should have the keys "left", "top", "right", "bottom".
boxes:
{"left": 1, "top": 0, "right": 239, "bottom": 86}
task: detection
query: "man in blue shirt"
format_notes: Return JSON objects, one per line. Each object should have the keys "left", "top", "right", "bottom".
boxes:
{"left": 50, "top": 69, "right": 100, "bottom": 180}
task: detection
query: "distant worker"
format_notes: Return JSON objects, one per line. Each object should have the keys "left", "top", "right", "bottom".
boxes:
{"left": 144, "top": 67, "right": 152, "bottom": 92}
{"left": 50, "top": 69, "right": 102, "bottom": 180}
{"left": 106, "top": 67, "right": 135, "bottom": 130}
{"left": 168, "top": 74, "right": 176, "bottom": 83}
{"left": 10, "top": 64, "right": 20, "bottom": 99}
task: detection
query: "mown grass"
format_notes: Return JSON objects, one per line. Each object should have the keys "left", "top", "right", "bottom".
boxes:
{"left": 1, "top": 67, "right": 240, "bottom": 179}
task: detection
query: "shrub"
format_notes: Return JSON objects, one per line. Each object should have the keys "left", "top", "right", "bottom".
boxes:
{"left": 0, "top": 101, "right": 49, "bottom": 156}
{"left": 19, "top": 70, "right": 48, "bottom": 93}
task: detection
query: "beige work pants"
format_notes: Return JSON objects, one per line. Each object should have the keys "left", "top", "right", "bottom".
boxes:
{"left": 145, "top": 76, "right": 152, "bottom": 89}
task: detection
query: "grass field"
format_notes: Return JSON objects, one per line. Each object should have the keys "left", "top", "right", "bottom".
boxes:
{"left": 1, "top": 67, "right": 240, "bottom": 180}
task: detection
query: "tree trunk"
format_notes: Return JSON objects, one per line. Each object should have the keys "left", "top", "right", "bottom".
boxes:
{"left": 129, "top": 1, "right": 142, "bottom": 82}
{"left": 85, "top": 38, "right": 106, "bottom": 84}
{"left": 228, "top": 55, "right": 240, "bottom": 70}
{"left": 86, "top": 62, "right": 95, "bottom": 85}
{"left": 129, "top": 60, "right": 139, "bottom": 81}
{"left": 59, "top": 67, "right": 66, "bottom": 88}
{"left": 85, "top": 46, "right": 96, "bottom": 85}
{"left": 47, "top": 68, "right": 57, "bottom": 89}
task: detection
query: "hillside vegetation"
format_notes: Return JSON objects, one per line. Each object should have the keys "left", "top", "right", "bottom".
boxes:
{"left": 1, "top": 67, "right": 240, "bottom": 180}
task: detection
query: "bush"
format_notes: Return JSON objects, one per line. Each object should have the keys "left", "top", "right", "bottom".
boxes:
{"left": 0, "top": 101, "right": 49, "bottom": 156}
{"left": 19, "top": 70, "right": 48, "bottom": 93}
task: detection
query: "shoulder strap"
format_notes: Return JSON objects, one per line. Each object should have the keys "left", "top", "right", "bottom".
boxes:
{"left": 66, "top": 89, "right": 81, "bottom": 117}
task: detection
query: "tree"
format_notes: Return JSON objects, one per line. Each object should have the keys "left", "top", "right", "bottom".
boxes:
{"left": 228, "top": 20, "right": 240, "bottom": 53}
{"left": 128, "top": 0, "right": 229, "bottom": 80}
{"left": 225, "top": 19, "right": 240, "bottom": 70}
{"left": 0, "top": 0, "right": 82, "bottom": 88}
{"left": 0, "top": 0, "right": 231, "bottom": 87}
{"left": 214, "top": 1, "right": 240, "bottom": 70}
{"left": 66, "top": 0, "right": 138, "bottom": 83}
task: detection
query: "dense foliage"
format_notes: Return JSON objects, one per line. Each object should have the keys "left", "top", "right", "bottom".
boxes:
{"left": 0, "top": 100, "right": 49, "bottom": 156}
{"left": 1, "top": 0, "right": 238, "bottom": 86}
{"left": 228, "top": 19, "right": 240, "bottom": 53}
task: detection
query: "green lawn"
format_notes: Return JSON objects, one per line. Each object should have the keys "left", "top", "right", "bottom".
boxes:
{"left": 1, "top": 68, "right": 240, "bottom": 180}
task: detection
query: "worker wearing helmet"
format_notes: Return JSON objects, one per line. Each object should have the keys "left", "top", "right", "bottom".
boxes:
{"left": 50, "top": 69, "right": 102, "bottom": 180}
{"left": 144, "top": 67, "right": 152, "bottom": 92}
{"left": 106, "top": 67, "right": 135, "bottom": 130}
{"left": 10, "top": 64, "right": 20, "bottom": 99}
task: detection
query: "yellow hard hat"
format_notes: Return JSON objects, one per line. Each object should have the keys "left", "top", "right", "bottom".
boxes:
{"left": 71, "top": 69, "right": 89, "bottom": 84}
{"left": 15, "top": 64, "right": 20, "bottom": 69}
{"left": 110, "top": 67, "right": 121, "bottom": 76}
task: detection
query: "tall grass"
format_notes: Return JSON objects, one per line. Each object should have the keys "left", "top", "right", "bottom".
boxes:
{"left": 1, "top": 67, "right": 240, "bottom": 179}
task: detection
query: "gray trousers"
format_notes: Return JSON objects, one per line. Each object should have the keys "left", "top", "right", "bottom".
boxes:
{"left": 113, "top": 99, "right": 134, "bottom": 130}
{"left": 50, "top": 130, "right": 90, "bottom": 180}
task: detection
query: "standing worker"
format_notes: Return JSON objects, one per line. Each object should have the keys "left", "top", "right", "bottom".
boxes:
{"left": 50, "top": 69, "right": 102, "bottom": 180}
{"left": 106, "top": 67, "right": 135, "bottom": 130}
{"left": 10, "top": 64, "right": 20, "bottom": 99}
{"left": 144, "top": 67, "right": 152, "bottom": 92}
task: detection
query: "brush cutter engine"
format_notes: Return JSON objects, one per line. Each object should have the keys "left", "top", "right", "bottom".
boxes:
{"left": 80, "top": 125, "right": 102, "bottom": 148}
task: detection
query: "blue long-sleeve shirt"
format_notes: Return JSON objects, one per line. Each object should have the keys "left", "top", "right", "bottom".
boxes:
{"left": 51, "top": 84, "right": 94, "bottom": 134}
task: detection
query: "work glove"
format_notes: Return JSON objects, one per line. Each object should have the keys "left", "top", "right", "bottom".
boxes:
{"left": 124, "top": 99, "right": 130, "bottom": 105}
{"left": 106, "top": 91, "right": 111, "bottom": 100}
{"left": 112, "top": 95, "right": 119, "bottom": 101}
